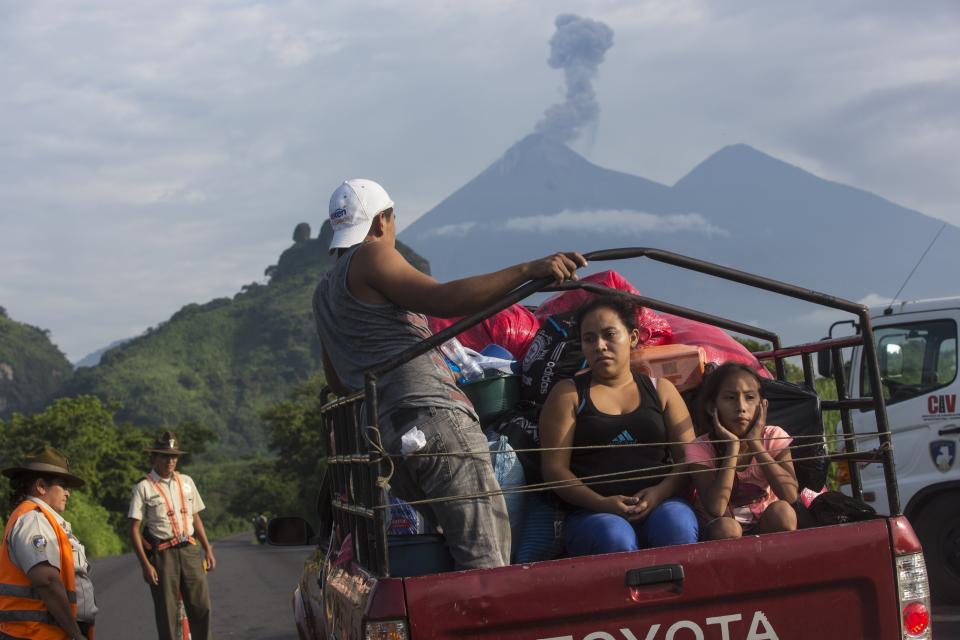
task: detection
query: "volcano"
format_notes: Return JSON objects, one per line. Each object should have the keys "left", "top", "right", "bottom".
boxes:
{"left": 400, "top": 136, "right": 959, "bottom": 343}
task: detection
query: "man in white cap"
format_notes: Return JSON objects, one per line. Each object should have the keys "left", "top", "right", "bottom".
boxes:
{"left": 313, "top": 178, "right": 586, "bottom": 569}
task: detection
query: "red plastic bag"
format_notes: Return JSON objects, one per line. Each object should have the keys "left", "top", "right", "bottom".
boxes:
{"left": 660, "top": 313, "right": 771, "bottom": 377}
{"left": 533, "top": 270, "right": 673, "bottom": 346}
{"left": 427, "top": 304, "right": 541, "bottom": 361}
{"left": 427, "top": 316, "right": 493, "bottom": 354}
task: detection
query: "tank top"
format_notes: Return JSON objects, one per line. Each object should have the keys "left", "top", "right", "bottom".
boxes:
{"left": 566, "top": 372, "right": 669, "bottom": 503}
{"left": 312, "top": 243, "right": 476, "bottom": 431}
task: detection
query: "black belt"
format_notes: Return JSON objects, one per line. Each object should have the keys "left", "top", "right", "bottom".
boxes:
{"left": 78, "top": 620, "right": 94, "bottom": 639}
{"left": 392, "top": 406, "right": 428, "bottom": 427}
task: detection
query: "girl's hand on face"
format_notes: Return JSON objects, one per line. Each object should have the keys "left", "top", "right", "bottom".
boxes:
{"left": 745, "top": 399, "right": 768, "bottom": 446}
{"left": 711, "top": 408, "right": 739, "bottom": 442}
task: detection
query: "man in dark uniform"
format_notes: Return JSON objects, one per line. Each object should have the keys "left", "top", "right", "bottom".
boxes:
{"left": 128, "top": 432, "right": 215, "bottom": 640}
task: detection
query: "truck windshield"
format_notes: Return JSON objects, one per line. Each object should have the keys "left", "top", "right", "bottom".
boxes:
{"left": 862, "top": 319, "right": 957, "bottom": 405}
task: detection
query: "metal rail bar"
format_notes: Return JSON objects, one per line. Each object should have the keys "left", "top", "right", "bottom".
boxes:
{"left": 822, "top": 398, "right": 875, "bottom": 411}
{"left": 752, "top": 335, "right": 863, "bottom": 360}
{"left": 859, "top": 312, "right": 900, "bottom": 514}
{"left": 342, "top": 246, "right": 901, "bottom": 577}
{"left": 583, "top": 248, "right": 869, "bottom": 314}
{"left": 543, "top": 282, "right": 783, "bottom": 347}
{"left": 370, "top": 276, "right": 556, "bottom": 378}
{"left": 832, "top": 345, "right": 865, "bottom": 499}
{"left": 802, "top": 352, "right": 815, "bottom": 388}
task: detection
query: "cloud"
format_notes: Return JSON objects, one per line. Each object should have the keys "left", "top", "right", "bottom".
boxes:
{"left": 422, "top": 222, "right": 477, "bottom": 238}
{"left": 503, "top": 209, "right": 728, "bottom": 237}
{"left": 2, "top": 0, "right": 959, "bottom": 362}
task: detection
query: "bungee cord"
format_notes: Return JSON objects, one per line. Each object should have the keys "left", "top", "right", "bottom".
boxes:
{"left": 341, "top": 427, "right": 888, "bottom": 460}
{"left": 343, "top": 424, "right": 889, "bottom": 511}
{"left": 360, "top": 448, "right": 883, "bottom": 511}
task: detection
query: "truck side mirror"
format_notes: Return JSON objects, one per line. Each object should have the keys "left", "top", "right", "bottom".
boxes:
{"left": 267, "top": 516, "right": 315, "bottom": 546}
{"left": 817, "top": 339, "right": 832, "bottom": 378}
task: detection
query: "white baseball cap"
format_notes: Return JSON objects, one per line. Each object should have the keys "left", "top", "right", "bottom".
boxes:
{"left": 328, "top": 179, "right": 395, "bottom": 251}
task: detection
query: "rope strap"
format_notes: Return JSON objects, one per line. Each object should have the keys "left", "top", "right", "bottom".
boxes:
{"left": 361, "top": 448, "right": 882, "bottom": 510}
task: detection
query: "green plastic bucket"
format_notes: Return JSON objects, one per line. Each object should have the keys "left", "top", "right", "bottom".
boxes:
{"left": 461, "top": 375, "right": 520, "bottom": 426}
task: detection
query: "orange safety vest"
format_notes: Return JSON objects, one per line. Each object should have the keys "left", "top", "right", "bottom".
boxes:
{"left": 0, "top": 500, "right": 77, "bottom": 640}
{"left": 146, "top": 472, "right": 194, "bottom": 545}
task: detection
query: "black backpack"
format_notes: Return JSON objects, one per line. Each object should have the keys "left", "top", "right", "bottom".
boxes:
{"left": 519, "top": 314, "right": 585, "bottom": 408}
{"left": 808, "top": 491, "right": 877, "bottom": 525}
{"left": 762, "top": 379, "right": 828, "bottom": 492}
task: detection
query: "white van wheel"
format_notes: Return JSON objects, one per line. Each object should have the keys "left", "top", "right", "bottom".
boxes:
{"left": 913, "top": 493, "right": 960, "bottom": 605}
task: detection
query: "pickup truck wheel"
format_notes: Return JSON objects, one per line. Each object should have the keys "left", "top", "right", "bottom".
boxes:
{"left": 913, "top": 493, "right": 960, "bottom": 605}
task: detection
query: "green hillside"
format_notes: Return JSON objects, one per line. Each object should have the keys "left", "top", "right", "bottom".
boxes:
{"left": 64, "top": 222, "right": 430, "bottom": 454}
{"left": 0, "top": 307, "right": 73, "bottom": 418}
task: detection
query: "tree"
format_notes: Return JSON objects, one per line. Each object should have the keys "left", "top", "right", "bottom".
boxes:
{"left": 259, "top": 373, "right": 329, "bottom": 520}
{"left": 0, "top": 396, "right": 149, "bottom": 552}
{"left": 0, "top": 397, "right": 220, "bottom": 554}
{"left": 735, "top": 337, "right": 805, "bottom": 382}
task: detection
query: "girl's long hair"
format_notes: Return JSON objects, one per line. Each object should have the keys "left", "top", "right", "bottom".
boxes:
{"left": 693, "top": 362, "right": 765, "bottom": 437}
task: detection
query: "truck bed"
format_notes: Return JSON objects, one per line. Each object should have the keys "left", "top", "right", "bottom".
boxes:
{"left": 400, "top": 520, "right": 900, "bottom": 639}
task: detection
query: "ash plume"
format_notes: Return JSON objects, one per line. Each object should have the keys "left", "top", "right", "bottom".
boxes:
{"left": 535, "top": 14, "right": 614, "bottom": 145}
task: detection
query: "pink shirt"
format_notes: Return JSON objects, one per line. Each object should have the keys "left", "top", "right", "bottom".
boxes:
{"left": 684, "top": 425, "right": 792, "bottom": 527}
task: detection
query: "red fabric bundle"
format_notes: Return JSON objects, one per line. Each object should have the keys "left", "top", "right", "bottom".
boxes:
{"left": 427, "top": 303, "right": 541, "bottom": 361}
{"left": 533, "top": 270, "right": 673, "bottom": 346}
{"left": 660, "top": 313, "right": 771, "bottom": 377}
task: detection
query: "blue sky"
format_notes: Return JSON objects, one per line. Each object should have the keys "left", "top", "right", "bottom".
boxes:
{"left": 2, "top": 0, "right": 958, "bottom": 361}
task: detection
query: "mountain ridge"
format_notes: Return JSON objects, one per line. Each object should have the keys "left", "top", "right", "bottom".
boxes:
{"left": 0, "top": 307, "right": 73, "bottom": 418}
{"left": 61, "top": 224, "right": 430, "bottom": 454}
{"left": 400, "top": 136, "right": 959, "bottom": 345}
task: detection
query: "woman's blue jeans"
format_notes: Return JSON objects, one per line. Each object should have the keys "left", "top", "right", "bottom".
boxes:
{"left": 564, "top": 497, "right": 699, "bottom": 556}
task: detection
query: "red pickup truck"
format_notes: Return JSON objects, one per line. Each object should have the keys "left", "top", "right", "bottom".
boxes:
{"left": 273, "top": 248, "right": 933, "bottom": 640}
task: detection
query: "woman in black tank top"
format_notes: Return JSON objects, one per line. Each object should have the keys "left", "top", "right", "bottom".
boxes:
{"left": 539, "top": 295, "right": 699, "bottom": 556}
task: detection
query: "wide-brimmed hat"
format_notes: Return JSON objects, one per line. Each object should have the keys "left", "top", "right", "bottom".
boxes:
{"left": 2, "top": 446, "right": 86, "bottom": 489}
{"left": 144, "top": 431, "right": 188, "bottom": 455}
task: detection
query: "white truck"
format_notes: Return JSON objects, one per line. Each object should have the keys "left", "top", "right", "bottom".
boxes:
{"left": 825, "top": 296, "right": 960, "bottom": 604}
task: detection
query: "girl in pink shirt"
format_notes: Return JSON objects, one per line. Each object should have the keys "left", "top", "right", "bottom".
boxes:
{"left": 685, "top": 363, "right": 799, "bottom": 540}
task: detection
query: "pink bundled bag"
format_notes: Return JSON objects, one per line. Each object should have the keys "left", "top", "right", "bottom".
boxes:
{"left": 533, "top": 270, "right": 673, "bottom": 346}
{"left": 660, "top": 313, "right": 771, "bottom": 377}
{"left": 427, "top": 303, "right": 541, "bottom": 361}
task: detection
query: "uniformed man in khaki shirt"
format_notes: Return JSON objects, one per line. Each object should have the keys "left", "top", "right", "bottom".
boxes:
{"left": 128, "top": 431, "right": 215, "bottom": 640}
{"left": 0, "top": 446, "right": 96, "bottom": 640}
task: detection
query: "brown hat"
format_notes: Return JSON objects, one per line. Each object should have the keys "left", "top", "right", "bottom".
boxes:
{"left": 144, "top": 431, "right": 188, "bottom": 455}
{"left": 2, "top": 446, "right": 86, "bottom": 489}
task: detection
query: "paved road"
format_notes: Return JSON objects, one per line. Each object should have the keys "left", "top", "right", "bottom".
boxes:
{"left": 91, "top": 533, "right": 313, "bottom": 640}
{"left": 91, "top": 536, "right": 959, "bottom": 639}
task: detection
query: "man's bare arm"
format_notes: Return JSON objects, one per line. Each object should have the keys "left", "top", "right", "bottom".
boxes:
{"left": 350, "top": 242, "right": 587, "bottom": 317}
{"left": 26, "top": 563, "right": 84, "bottom": 638}
{"left": 128, "top": 518, "right": 159, "bottom": 586}
{"left": 193, "top": 513, "right": 216, "bottom": 571}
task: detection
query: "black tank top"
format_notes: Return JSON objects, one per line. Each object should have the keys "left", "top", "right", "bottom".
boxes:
{"left": 566, "top": 372, "right": 669, "bottom": 503}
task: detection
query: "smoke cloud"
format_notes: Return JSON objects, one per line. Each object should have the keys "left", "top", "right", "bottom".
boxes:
{"left": 535, "top": 14, "right": 614, "bottom": 144}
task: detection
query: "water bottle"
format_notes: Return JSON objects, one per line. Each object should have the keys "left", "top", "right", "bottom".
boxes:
{"left": 440, "top": 337, "right": 484, "bottom": 382}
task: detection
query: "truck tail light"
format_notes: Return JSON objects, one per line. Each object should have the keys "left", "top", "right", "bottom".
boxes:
{"left": 896, "top": 553, "right": 931, "bottom": 639}
{"left": 365, "top": 620, "right": 409, "bottom": 640}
